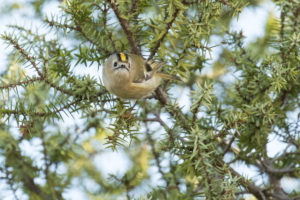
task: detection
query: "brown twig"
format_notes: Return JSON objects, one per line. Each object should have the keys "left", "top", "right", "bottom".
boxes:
{"left": 2, "top": 35, "right": 75, "bottom": 96}
{"left": 47, "top": 14, "right": 110, "bottom": 55}
{"left": 144, "top": 114, "right": 175, "bottom": 144}
{"left": 222, "top": 131, "right": 238, "bottom": 156}
{"left": 2, "top": 35, "right": 44, "bottom": 77}
{"left": 1, "top": 98, "right": 79, "bottom": 117}
{"left": 41, "top": 130, "right": 50, "bottom": 184}
{"left": 279, "top": 5, "right": 286, "bottom": 62}
{"left": 228, "top": 166, "right": 267, "bottom": 200}
{"left": 148, "top": 9, "right": 180, "bottom": 60}
{"left": 1, "top": 88, "right": 108, "bottom": 120}
{"left": 107, "top": 0, "right": 141, "bottom": 55}
{"left": 197, "top": 147, "right": 214, "bottom": 198}
{"left": 155, "top": 87, "right": 168, "bottom": 105}
{"left": 191, "top": 95, "right": 204, "bottom": 124}
{"left": 0, "top": 77, "right": 43, "bottom": 90}
{"left": 145, "top": 129, "right": 168, "bottom": 200}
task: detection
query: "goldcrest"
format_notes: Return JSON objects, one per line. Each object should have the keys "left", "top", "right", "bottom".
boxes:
{"left": 102, "top": 53, "right": 180, "bottom": 99}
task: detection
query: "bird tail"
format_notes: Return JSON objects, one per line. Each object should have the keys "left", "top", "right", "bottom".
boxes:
{"left": 156, "top": 73, "right": 182, "bottom": 82}
{"left": 147, "top": 61, "right": 183, "bottom": 82}
{"left": 148, "top": 62, "right": 166, "bottom": 72}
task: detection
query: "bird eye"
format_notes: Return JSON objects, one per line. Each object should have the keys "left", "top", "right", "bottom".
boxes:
{"left": 114, "top": 62, "right": 118, "bottom": 67}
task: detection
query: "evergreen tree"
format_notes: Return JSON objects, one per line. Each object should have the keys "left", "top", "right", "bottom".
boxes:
{"left": 0, "top": 0, "right": 299, "bottom": 199}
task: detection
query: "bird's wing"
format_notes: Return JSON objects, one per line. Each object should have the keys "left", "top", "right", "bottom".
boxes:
{"left": 144, "top": 61, "right": 182, "bottom": 82}
{"left": 130, "top": 54, "right": 181, "bottom": 83}
{"left": 130, "top": 54, "right": 166, "bottom": 83}
{"left": 146, "top": 60, "right": 166, "bottom": 73}
{"left": 155, "top": 72, "right": 182, "bottom": 81}
{"left": 129, "top": 54, "right": 147, "bottom": 83}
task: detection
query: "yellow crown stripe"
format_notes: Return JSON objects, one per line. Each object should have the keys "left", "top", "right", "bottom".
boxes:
{"left": 120, "top": 53, "right": 127, "bottom": 62}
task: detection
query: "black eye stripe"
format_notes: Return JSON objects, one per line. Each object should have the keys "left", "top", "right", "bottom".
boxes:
{"left": 114, "top": 62, "right": 118, "bottom": 67}
{"left": 145, "top": 63, "right": 152, "bottom": 72}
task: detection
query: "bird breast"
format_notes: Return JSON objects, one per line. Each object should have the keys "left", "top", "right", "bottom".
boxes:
{"left": 103, "top": 70, "right": 130, "bottom": 94}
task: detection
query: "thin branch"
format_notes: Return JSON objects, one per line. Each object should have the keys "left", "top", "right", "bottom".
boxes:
{"left": 1, "top": 97, "right": 79, "bottom": 117}
{"left": 21, "top": 174, "right": 52, "bottom": 200}
{"left": 2, "top": 35, "right": 43, "bottom": 77}
{"left": 279, "top": 4, "right": 286, "bottom": 62}
{"left": 43, "top": 78, "right": 74, "bottom": 96}
{"left": 222, "top": 131, "right": 238, "bottom": 156}
{"left": 166, "top": 103, "right": 192, "bottom": 133}
{"left": 102, "top": 3, "right": 117, "bottom": 52}
{"left": 107, "top": 0, "right": 141, "bottom": 55}
{"left": 2, "top": 35, "right": 74, "bottom": 96}
{"left": 274, "top": 150, "right": 300, "bottom": 161}
{"left": 287, "top": 7, "right": 299, "bottom": 56}
{"left": 155, "top": 87, "right": 168, "bottom": 106}
{"left": 47, "top": 16, "right": 110, "bottom": 55}
{"left": 130, "top": 0, "right": 139, "bottom": 14}
{"left": 143, "top": 114, "right": 175, "bottom": 144}
{"left": 260, "top": 160, "right": 297, "bottom": 175}
{"left": 145, "top": 129, "right": 168, "bottom": 200}
{"left": 1, "top": 90, "right": 108, "bottom": 123}
{"left": 229, "top": 167, "right": 267, "bottom": 200}
{"left": 5, "top": 171, "right": 20, "bottom": 200}
{"left": 74, "top": 22, "right": 110, "bottom": 55}
{"left": 0, "top": 77, "right": 43, "bottom": 90}
{"left": 3, "top": 150, "right": 53, "bottom": 200}
{"left": 148, "top": 9, "right": 180, "bottom": 60}
{"left": 46, "top": 18, "right": 77, "bottom": 31}
{"left": 197, "top": 147, "right": 214, "bottom": 199}
{"left": 41, "top": 130, "right": 50, "bottom": 182}
{"left": 192, "top": 95, "right": 204, "bottom": 124}
{"left": 217, "top": 119, "right": 245, "bottom": 139}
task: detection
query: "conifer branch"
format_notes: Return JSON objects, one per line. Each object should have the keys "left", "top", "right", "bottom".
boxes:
{"left": 108, "top": 0, "right": 141, "bottom": 55}
{"left": 197, "top": 147, "right": 214, "bottom": 198}
{"left": 143, "top": 114, "right": 175, "bottom": 144}
{"left": 46, "top": 17, "right": 110, "bottom": 55}
{"left": 94, "top": 2, "right": 117, "bottom": 52}
{"left": 46, "top": 18, "right": 78, "bottom": 32}
{"left": 145, "top": 130, "right": 168, "bottom": 200}
{"left": 222, "top": 131, "right": 238, "bottom": 156}
{"left": 2, "top": 35, "right": 43, "bottom": 77}
{"left": 0, "top": 77, "right": 43, "bottom": 90}
{"left": 5, "top": 171, "right": 20, "bottom": 200}
{"left": 1, "top": 98, "right": 81, "bottom": 117}
{"left": 229, "top": 167, "right": 267, "bottom": 200}
{"left": 148, "top": 9, "right": 180, "bottom": 60}
{"left": 279, "top": 5, "right": 286, "bottom": 62}
{"left": 2, "top": 34, "right": 74, "bottom": 96}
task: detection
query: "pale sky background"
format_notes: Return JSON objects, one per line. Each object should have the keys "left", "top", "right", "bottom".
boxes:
{"left": 0, "top": 0, "right": 299, "bottom": 199}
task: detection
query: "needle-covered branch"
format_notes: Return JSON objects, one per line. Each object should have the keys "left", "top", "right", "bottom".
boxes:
{"left": 107, "top": 0, "right": 141, "bottom": 55}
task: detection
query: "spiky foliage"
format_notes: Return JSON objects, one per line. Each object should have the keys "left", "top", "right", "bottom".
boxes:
{"left": 0, "top": 0, "right": 299, "bottom": 199}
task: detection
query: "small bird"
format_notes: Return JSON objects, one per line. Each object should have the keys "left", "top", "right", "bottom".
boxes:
{"left": 102, "top": 53, "right": 180, "bottom": 99}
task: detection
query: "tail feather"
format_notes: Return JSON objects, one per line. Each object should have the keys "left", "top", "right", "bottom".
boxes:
{"left": 146, "top": 60, "right": 183, "bottom": 82}
{"left": 150, "top": 62, "right": 166, "bottom": 72}
{"left": 156, "top": 73, "right": 182, "bottom": 82}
